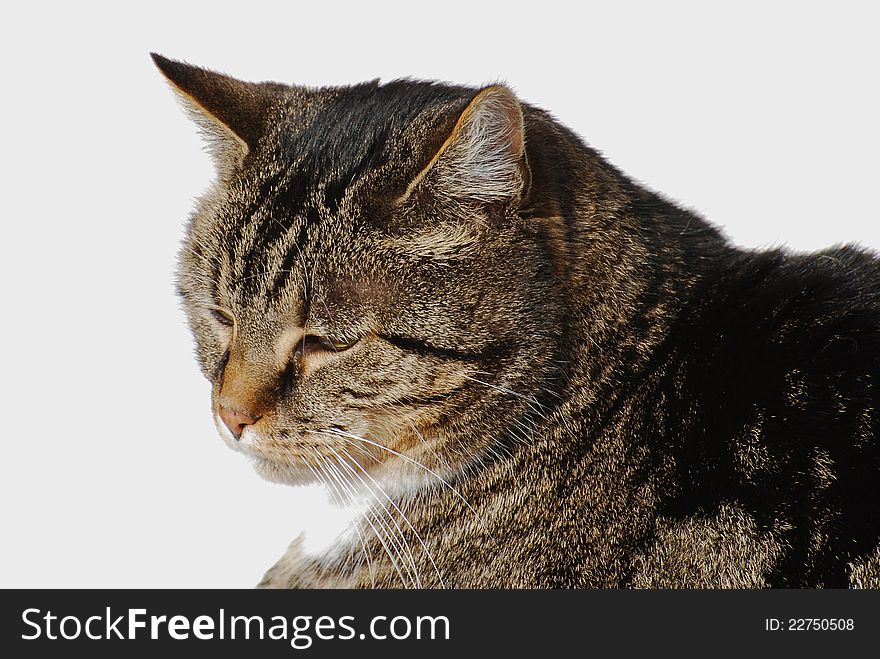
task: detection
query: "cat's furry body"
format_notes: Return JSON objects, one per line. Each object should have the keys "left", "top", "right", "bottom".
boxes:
{"left": 154, "top": 54, "right": 880, "bottom": 588}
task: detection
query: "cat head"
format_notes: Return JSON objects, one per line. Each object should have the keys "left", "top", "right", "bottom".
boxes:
{"left": 154, "top": 55, "right": 565, "bottom": 494}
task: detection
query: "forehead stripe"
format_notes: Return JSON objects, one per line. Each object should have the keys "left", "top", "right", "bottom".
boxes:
{"left": 227, "top": 168, "right": 285, "bottom": 270}
{"left": 237, "top": 171, "right": 311, "bottom": 293}
{"left": 267, "top": 205, "right": 321, "bottom": 302}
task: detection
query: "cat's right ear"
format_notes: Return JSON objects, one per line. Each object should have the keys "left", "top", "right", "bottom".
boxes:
{"left": 151, "top": 54, "right": 281, "bottom": 172}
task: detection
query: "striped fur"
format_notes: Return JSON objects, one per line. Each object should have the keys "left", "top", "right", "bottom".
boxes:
{"left": 155, "top": 55, "right": 880, "bottom": 588}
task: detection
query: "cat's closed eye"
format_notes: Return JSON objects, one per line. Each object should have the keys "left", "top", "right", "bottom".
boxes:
{"left": 209, "top": 307, "right": 234, "bottom": 328}
{"left": 316, "top": 335, "right": 359, "bottom": 352}
{"left": 294, "top": 334, "right": 359, "bottom": 360}
{"left": 289, "top": 333, "right": 360, "bottom": 373}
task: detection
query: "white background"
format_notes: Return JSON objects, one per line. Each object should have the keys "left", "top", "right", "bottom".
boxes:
{"left": 1, "top": 1, "right": 878, "bottom": 587}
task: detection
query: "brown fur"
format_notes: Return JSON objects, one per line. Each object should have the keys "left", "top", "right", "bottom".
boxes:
{"left": 154, "top": 54, "right": 880, "bottom": 588}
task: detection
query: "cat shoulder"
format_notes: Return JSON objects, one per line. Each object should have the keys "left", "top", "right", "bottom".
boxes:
{"left": 693, "top": 244, "right": 880, "bottom": 371}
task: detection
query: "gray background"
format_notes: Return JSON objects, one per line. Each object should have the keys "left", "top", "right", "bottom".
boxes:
{"left": 2, "top": 0, "right": 878, "bottom": 587}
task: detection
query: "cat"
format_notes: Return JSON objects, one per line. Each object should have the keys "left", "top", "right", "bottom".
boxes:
{"left": 152, "top": 53, "right": 880, "bottom": 588}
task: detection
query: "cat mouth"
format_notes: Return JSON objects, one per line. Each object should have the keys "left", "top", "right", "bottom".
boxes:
{"left": 212, "top": 413, "right": 276, "bottom": 462}
{"left": 227, "top": 425, "right": 278, "bottom": 459}
{"left": 213, "top": 421, "right": 326, "bottom": 482}
{"left": 224, "top": 428, "right": 319, "bottom": 484}
{"left": 213, "top": 413, "right": 246, "bottom": 449}
{"left": 212, "top": 412, "right": 389, "bottom": 486}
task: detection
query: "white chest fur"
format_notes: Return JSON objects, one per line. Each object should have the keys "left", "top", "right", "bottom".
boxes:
{"left": 292, "top": 484, "right": 367, "bottom": 560}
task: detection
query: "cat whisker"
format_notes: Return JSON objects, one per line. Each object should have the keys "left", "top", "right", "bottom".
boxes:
{"left": 299, "top": 450, "right": 377, "bottom": 586}
{"left": 309, "top": 428, "right": 487, "bottom": 531}
{"left": 323, "top": 446, "right": 421, "bottom": 586}
{"left": 297, "top": 450, "right": 369, "bottom": 578}
{"left": 328, "top": 448, "right": 420, "bottom": 588}
{"left": 330, "top": 451, "right": 425, "bottom": 588}
{"left": 461, "top": 373, "right": 550, "bottom": 426}
{"left": 541, "top": 386, "right": 563, "bottom": 400}
{"left": 407, "top": 420, "right": 452, "bottom": 473}
{"left": 462, "top": 372, "right": 542, "bottom": 406}
{"left": 321, "top": 449, "right": 420, "bottom": 588}
{"left": 323, "top": 429, "right": 378, "bottom": 463}
{"left": 310, "top": 448, "right": 413, "bottom": 588}
{"left": 336, "top": 444, "right": 445, "bottom": 588}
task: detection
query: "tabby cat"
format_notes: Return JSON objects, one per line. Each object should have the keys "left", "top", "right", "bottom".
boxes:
{"left": 153, "top": 54, "right": 880, "bottom": 588}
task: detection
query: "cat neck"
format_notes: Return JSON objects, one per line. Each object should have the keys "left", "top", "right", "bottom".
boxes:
{"left": 525, "top": 109, "right": 732, "bottom": 416}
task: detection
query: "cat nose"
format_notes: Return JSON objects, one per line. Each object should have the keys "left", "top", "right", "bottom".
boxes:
{"left": 218, "top": 404, "right": 260, "bottom": 440}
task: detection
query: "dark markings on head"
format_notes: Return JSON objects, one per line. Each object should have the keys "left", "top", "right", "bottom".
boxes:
{"left": 379, "top": 333, "right": 511, "bottom": 364}
{"left": 226, "top": 168, "right": 286, "bottom": 279}
{"left": 323, "top": 123, "right": 392, "bottom": 214}
{"left": 238, "top": 170, "right": 311, "bottom": 292}
{"left": 268, "top": 205, "right": 322, "bottom": 304}
{"left": 209, "top": 80, "right": 478, "bottom": 308}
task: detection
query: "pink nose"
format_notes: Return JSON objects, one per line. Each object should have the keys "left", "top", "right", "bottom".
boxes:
{"left": 218, "top": 405, "right": 259, "bottom": 439}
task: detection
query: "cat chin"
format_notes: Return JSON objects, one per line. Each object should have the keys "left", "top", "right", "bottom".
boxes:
{"left": 250, "top": 457, "right": 314, "bottom": 486}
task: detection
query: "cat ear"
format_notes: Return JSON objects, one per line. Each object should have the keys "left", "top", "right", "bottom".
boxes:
{"left": 407, "top": 85, "right": 528, "bottom": 207}
{"left": 151, "top": 53, "right": 281, "bottom": 170}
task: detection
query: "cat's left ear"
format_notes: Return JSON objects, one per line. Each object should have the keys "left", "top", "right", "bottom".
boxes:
{"left": 406, "top": 84, "right": 529, "bottom": 208}
{"left": 151, "top": 53, "right": 282, "bottom": 172}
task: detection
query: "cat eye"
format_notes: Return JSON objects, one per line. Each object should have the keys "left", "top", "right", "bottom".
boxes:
{"left": 295, "top": 334, "right": 359, "bottom": 361}
{"left": 316, "top": 335, "right": 358, "bottom": 352}
{"left": 209, "top": 308, "right": 234, "bottom": 327}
